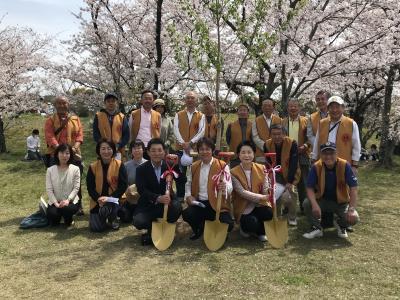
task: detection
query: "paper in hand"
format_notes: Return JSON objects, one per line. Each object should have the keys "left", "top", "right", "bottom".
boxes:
{"left": 192, "top": 200, "right": 206, "bottom": 208}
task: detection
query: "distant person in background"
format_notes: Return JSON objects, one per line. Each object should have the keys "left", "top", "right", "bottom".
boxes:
{"left": 46, "top": 144, "right": 80, "bottom": 227}
{"left": 307, "top": 90, "right": 330, "bottom": 149}
{"left": 153, "top": 99, "right": 175, "bottom": 153}
{"left": 26, "top": 129, "right": 42, "bottom": 160}
{"left": 93, "top": 92, "right": 129, "bottom": 160}
{"left": 369, "top": 144, "right": 379, "bottom": 161}
{"left": 119, "top": 140, "right": 147, "bottom": 223}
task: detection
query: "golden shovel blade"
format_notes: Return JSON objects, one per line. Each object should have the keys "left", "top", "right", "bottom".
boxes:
{"left": 203, "top": 220, "right": 228, "bottom": 251}
{"left": 264, "top": 217, "right": 288, "bottom": 249}
{"left": 151, "top": 219, "right": 176, "bottom": 251}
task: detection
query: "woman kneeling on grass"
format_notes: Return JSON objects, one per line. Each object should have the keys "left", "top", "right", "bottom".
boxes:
{"left": 231, "top": 141, "right": 273, "bottom": 242}
{"left": 86, "top": 139, "right": 128, "bottom": 232}
{"left": 46, "top": 144, "right": 80, "bottom": 227}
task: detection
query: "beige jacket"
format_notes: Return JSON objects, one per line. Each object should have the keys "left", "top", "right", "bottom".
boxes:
{"left": 46, "top": 164, "right": 80, "bottom": 205}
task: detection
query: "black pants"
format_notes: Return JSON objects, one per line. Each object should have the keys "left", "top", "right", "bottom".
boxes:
{"left": 133, "top": 200, "right": 182, "bottom": 231}
{"left": 182, "top": 200, "right": 234, "bottom": 233}
{"left": 27, "top": 150, "right": 41, "bottom": 160}
{"left": 118, "top": 202, "right": 137, "bottom": 223}
{"left": 176, "top": 151, "right": 187, "bottom": 198}
{"left": 47, "top": 203, "right": 79, "bottom": 225}
{"left": 89, "top": 203, "right": 119, "bottom": 232}
{"left": 240, "top": 206, "right": 273, "bottom": 235}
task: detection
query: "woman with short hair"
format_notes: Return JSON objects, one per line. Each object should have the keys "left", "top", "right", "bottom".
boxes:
{"left": 231, "top": 141, "right": 273, "bottom": 242}
{"left": 86, "top": 139, "right": 128, "bottom": 232}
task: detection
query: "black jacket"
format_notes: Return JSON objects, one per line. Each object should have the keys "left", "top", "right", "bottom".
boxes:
{"left": 135, "top": 160, "right": 184, "bottom": 211}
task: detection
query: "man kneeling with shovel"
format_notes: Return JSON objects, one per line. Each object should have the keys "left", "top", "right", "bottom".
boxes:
{"left": 182, "top": 137, "right": 234, "bottom": 241}
{"left": 303, "top": 142, "right": 359, "bottom": 239}
{"left": 133, "top": 138, "right": 184, "bottom": 246}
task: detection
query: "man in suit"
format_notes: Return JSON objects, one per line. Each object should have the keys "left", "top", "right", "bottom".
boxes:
{"left": 133, "top": 138, "right": 184, "bottom": 245}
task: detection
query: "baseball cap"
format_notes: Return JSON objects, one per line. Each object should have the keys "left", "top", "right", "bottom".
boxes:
{"left": 327, "top": 96, "right": 344, "bottom": 106}
{"left": 320, "top": 142, "right": 337, "bottom": 152}
{"left": 153, "top": 98, "right": 165, "bottom": 107}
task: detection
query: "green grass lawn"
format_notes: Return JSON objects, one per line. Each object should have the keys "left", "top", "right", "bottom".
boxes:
{"left": 0, "top": 114, "right": 399, "bottom": 299}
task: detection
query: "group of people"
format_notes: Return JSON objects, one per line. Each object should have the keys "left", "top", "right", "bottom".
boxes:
{"left": 43, "top": 89, "right": 360, "bottom": 248}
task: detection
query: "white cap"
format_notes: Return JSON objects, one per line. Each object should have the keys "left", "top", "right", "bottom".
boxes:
{"left": 180, "top": 151, "right": 193, "bottom": 166}
{"left": 328, "top": 96, "right": 344, "bottom": 106}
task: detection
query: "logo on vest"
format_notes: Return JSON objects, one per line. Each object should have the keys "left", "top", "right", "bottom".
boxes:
{"left": 342, "top": 133, "right": 350, "bottom": 144}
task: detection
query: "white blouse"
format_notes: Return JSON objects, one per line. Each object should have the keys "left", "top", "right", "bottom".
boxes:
{"left": 46, "top": 164, "right": 80, "bottom": 205}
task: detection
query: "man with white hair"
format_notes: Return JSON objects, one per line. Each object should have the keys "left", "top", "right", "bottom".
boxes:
{"left": 312, "top": 96, "right": 361, "bottom": 175}
{"left": 173, "top": 91, "right": 206, "bottom": 199}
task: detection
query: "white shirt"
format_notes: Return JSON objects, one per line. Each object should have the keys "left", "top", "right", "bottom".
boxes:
{"left": 27, "top": 135, "right": 40, "bottom": 151}
{"left": 173, "top": 109, "right": 206, "bottom": 145}
{"left": 128, "top": 107, "right": 152, "bottom": 146}
{"left": 312, "top": 115, "right": 361, "bottom": 162}
{"left": 185, "top": 158, "right": 233, "bottom": 201}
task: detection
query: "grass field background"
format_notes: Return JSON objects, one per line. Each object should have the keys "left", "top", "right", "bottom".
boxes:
{"left": 0, "top": 114, "right": 399, "bottom": 299}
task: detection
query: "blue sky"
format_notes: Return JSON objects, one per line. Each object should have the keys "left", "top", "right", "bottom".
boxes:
{"left": 0, "top": 0, "right": 82, "bottom": 40}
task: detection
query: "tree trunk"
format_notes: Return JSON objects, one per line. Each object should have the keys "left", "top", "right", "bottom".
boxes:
{"left": 0, "top": 116, "right": 6, "bottom": 153}
{"left": 379, "top": 65, "right": 397, "bottom": 168}
{"left": 154, "top": 0, "right": 163, "bottom": 91}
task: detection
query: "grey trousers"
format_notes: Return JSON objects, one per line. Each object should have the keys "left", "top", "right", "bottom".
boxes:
{"left": 303, "top": 198, "right": 359, "bottom": 229}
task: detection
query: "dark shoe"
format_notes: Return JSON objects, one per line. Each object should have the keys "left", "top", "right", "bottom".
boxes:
{"left": 76, "top": 208, "right": 84, "bottom": 216}
{"left": 346, "top": 226, "right": 354, "bottom": 232}
{"left": 189, "top": 226, "right": 203, "bottom": 240}
{"left": 141, "top": 232, "right": 153, "bottom": 246}
{"left": 109, "top": 218, "right": 120, "bottom": 231}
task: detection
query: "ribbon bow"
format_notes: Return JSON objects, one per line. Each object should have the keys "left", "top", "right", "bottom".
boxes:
{"left": 211, "top": 164, "right": 231, "bottom": 198}
{"left": 161, "top": 161, "right": 179, "bottom": 180}
{"left": 264, "top": 165, "right": 282, "bottom": 207}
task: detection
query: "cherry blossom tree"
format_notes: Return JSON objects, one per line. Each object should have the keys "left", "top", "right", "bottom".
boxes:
{"left": 0, "top": 24, "right": 49, "bottom": 152}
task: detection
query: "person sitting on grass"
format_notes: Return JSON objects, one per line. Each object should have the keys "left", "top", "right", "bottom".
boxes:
{"left": 46, "top": 144, "right": 80, "bottom": 227}
{"left": 26, "top": 129, "right": 42, "bottom": 161}
{"left": 231, "top": 141, "right": 273, "bottom": 242}
{"left": 303, "top": 142, "right": 359, "bottom": 239}
{"left": 182, "top": 137, "right": 234, "bottom": 240}
{"left": 86, "top": 139, "right": 128, "bottom": 232}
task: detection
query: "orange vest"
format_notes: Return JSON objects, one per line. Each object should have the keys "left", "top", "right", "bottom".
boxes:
{"left": 89, "top": 158, "right": 124, "bottom": 210}
{"left": 191, "top": 159, "right": 230, "bottom": 212}
{"left": 265, "top": 137, "right": 301, "bottom": 185}
{"left": 228, "top": 119, "right": 252, "bottom": 154}
{"left": 130, "top": 109, "right": 161, "bottom": 142}
{"left": 318, "top": 116, "right": 353, "bottom": 163}
{"left": 314, "top": 158, "right": 350, "bottom": 204}
{"left": 205, "top": 114, "right": 218, "bottom": 140}
{"left": 176, "top": 110, "right": 203, "bottom": 150}
{"left": 255, "top": 114, "right": 282, "bottom": 157}
{"left": 231, "top": 163, "right": 269, "bottom": 222}
{"left": 310, "top": 111, "right": 326, "bottom": 135}
{"left": 282, "top": 116, "right": 308, "bottom": 146}
{"left": 96, "top": 111, "right": 124, "bottom": 144}
{"left": 46, "top": 114, "right": 82, "bottom": 155}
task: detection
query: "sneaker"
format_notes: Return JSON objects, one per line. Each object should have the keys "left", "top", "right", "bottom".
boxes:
{"left": 76, "top": 208, "right": 85, "bottom": 216}
{"left": 333, "top": 220, "right": 349, "bottom": 238}
{"left": 288, "top": 218, "right": 297, "bottom": 226}
{"left": 303, "top": 226, "right": 323, "bottom": 239}
{"left": 346, "top": 226, "right": 354, "bottom": 232}
{"left": 239, "top": 227, "right": 250, "bottom": 238}
{"left": 258, "top": 235, "right": 267, "bottom": 242}
{"left": 337, "top": 226, "right": 348, "bottom": 238}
